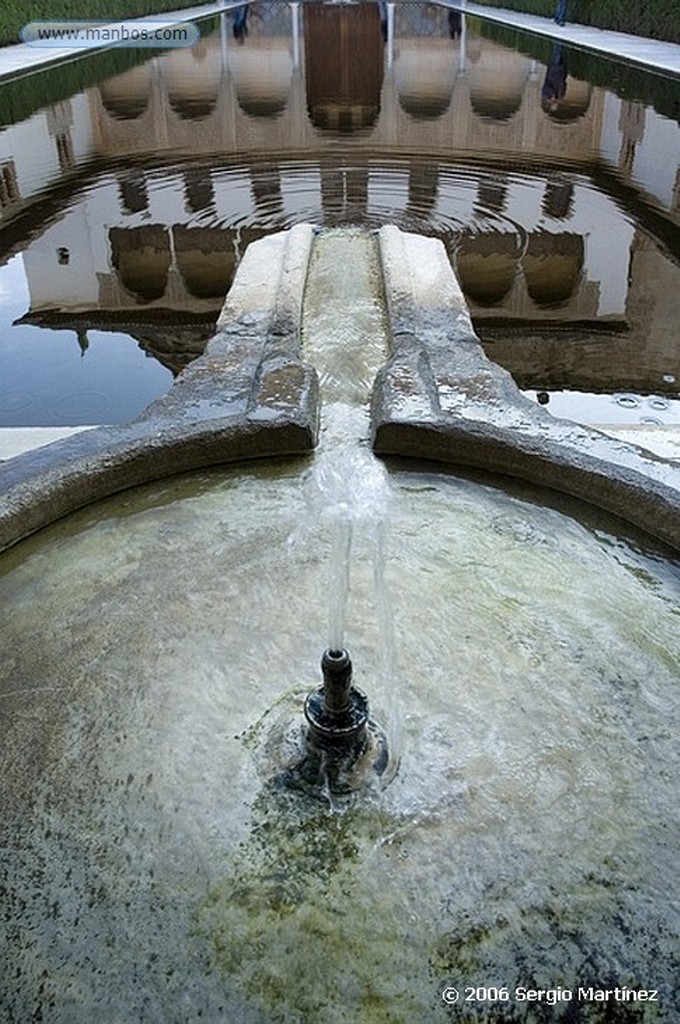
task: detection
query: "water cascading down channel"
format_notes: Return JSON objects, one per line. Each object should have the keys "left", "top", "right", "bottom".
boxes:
{"left": 275, "top": 226, "right": 397, "bottom": 796}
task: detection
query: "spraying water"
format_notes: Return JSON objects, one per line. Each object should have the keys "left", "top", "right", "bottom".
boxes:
{"left": 300, "top": 228, "right": 400, "bottom": 777}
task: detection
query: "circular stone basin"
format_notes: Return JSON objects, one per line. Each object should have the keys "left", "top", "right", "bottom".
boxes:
{"left": 1, "top": 459, "right": 678, "bottom": 1022}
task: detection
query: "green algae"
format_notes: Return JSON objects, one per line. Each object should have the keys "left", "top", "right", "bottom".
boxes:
{"left": 196, "top": 783, "right": 438, "bottom": 1024}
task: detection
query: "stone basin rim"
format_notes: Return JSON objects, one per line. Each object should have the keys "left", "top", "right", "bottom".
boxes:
{"left": 0, "top": 223, "right": 678, "bottom": 555}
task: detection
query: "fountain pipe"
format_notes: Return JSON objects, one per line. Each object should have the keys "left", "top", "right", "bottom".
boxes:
{"left": 294, "top": 648, "right": 392, "bottom": 793}
{"left": 304, "top": 648, "right": 369, "bottom": 755}
{"left": 321, "top": 648, "right": 352, "bottom": 713}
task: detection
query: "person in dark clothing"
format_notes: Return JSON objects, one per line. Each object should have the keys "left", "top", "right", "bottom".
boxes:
{"left": 541, "top": 44, "right": 567, "bottom": 112}
{"left": 448, "top": 10, "right": 462, "bottom": 38}
{"left": 233, "top": 5, "right": 249, "bottom": 41}
{"left": 554, "top": 0, "right": 567, "bottom": 26}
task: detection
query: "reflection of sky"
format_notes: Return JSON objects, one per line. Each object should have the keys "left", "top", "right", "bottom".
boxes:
{"left": 523, "top": 389, "right": 680, "bottom": 427}
{"left": 0, "top": 255, "right": 173, "bottom": 427}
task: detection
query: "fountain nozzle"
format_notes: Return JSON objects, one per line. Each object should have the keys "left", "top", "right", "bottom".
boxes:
{"left": 301, "top": 648, "right": 390, "bottom": 793}
{"left": 304, "top": 648, "right": 369, "bottom": 753}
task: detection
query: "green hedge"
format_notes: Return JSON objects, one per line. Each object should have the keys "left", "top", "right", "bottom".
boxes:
{"left": 0, "top": 0, "right": 203, "bottom": 47}
{"left": 477, "top": 0, "right": 680, "bottom": 43}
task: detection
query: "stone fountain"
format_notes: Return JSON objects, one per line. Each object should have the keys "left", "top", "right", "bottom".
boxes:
{"left": 0, "top": 225, "right": 678, "bottom": 1022}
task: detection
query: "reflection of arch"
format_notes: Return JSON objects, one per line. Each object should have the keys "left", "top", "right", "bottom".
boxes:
{"left": 541, "top": 180, "right": 574, "bottom": 220}
{"left": 173, "top": 227, "right": 235, "bottom": 299}
{"left": 229, "top": 44, "right": 293, "bottom": 118}
{"left": 455, "top": 233, "right": 518, "bottom": 305}
{"left": 99, "top": 65, "right": 152, "bottom": 120}
{"left": 159, "top": 43, "right": 222, "bottom": 120}
{"left": 523, "top": 232, "right": 584, "bottom": 306}
{"left": 476, "top": 180, "right": 507, "bottom": 215}
{"left": 304, "top": 6, "right": 383, "bottom": 131}
{"left": 394, "top": 44, "right": 455, "bottom": 120}
{"left": 543, "top": 79, "right": 592, "bottom": 122}
{"left": 470, "top": 93, "right": 522, "bottom": 121}
{"left": 250, "top": 163, "right": 283, "bottom": 214}
{"left": 468, "top": 46, "right": 531, "bottom": 122}
{"left": 110, "top": 226, "right": 170, "bottom": 302}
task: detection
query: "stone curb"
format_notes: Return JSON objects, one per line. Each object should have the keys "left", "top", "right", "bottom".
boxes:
{"left": 0, "top": 224, "right": 319, "bottom": 554}
{"left": 372, "top": 226, "right": 680, "bottom": 552}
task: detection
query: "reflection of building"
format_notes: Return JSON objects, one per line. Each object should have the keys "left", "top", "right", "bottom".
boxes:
{"left": 1, "top": 4, "right": 679, "bottom": 395}
{"left": 4, "top": 9, "right": 678, "bottom": 222}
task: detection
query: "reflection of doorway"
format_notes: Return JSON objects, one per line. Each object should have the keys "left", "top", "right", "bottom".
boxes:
{"left": 304, "top": 5, "right": 383, "bottom": 131}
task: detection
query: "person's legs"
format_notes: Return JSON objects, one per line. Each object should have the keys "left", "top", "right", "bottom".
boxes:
{"left": 554, "top": 0, "right": 567, "bottom": 25}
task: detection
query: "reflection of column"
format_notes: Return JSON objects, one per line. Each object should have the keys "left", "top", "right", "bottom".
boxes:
{"left": 290, "top": 2, "right": 300, "bottom": 70}
{"left": 521, "top": 68, "right": 540, "bottom": 150}
{"left": 386, "top": 3, "right": 395, "bottom": 70}
{"left": 220, "top": 11, "right": 228, "bottom": 68}
{"left": 166, "top": 224, "right": 185, "bottom": 303}
{"left": 671, "top": 166, "right": 680, "bottom": 218}
{"left": 321, "top": 165, "right": 344, "bottom": 224}
{"left": 345, "top": 166, "right": 369, "bottom": 220}
{"left": 183, "top": 168, "right": 215, "bottom": 214}
{"left": 460, "top": 14, "right": 467, "bottom": 73}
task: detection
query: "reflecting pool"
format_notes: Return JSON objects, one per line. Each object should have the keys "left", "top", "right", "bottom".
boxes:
{"left": 0, "top": 1, "right": 679, "bottom": 426}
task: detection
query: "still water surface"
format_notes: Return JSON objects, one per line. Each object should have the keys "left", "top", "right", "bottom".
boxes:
{"left": 0, "top": 1, "right": 679, "bottom": 426}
